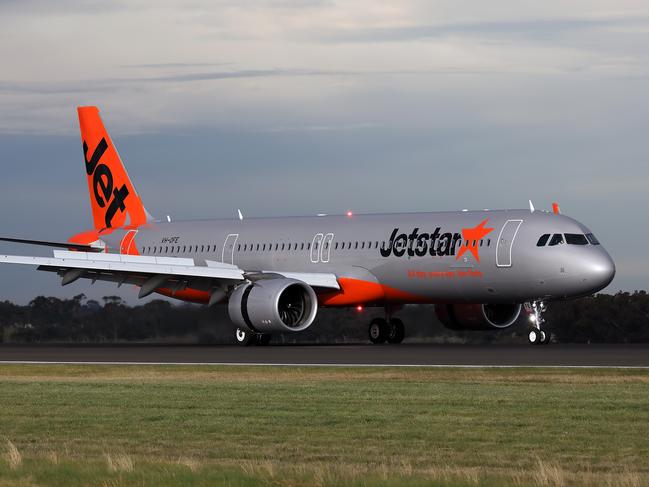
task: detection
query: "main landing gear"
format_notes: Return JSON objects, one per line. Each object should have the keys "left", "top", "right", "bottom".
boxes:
{"left": 368, "top": 317, "right": 405, "bottom": 344}
{"left": 527, "top": 301, "right": 551, "bottom": 345}
{"left": 235, "top": 327, "right": 272, "bottom": 346}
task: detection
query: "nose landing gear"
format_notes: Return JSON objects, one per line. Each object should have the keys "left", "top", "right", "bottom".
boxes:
{"left": 527, "top": 301, "right": 551, "bottom": 345}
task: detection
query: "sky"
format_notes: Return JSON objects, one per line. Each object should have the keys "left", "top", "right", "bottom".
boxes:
{"left": 0, "top": 0, "right": 648, "bottom": 304}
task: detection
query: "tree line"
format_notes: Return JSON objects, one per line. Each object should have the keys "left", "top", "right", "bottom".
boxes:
{"left": 0, "top": 292, "right": 647, "bottom": 344}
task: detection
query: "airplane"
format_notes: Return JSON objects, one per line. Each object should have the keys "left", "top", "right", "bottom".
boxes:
{"left": 0, "top": 107, "right": 615, "bottom": 346}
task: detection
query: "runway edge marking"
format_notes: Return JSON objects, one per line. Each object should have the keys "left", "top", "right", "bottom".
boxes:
{"left": 1, "top": 361, "right": 649, "bottom": 369}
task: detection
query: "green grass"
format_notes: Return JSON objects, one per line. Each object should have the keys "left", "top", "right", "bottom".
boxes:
{"left": 0, "top": 365, "right": 648, "bottom": 486}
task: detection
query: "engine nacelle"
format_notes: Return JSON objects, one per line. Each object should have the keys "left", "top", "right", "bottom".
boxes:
{"left": 435, "top": 303, "right": 522, "bottom": 331}
{"left": 228, "top": 278, "right": 318, "bottom": 333}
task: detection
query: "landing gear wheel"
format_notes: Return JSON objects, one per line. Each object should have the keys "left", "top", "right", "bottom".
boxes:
{"left": 526, "top": 300, "right": 552, "bottom": 345}
{"left": 235, "top": 327, "right": 255, "bottom": 346}
{"left": 387, "top": 318, "right": 405, "bottom": 344}
{"left": 255, "top": 334, "right": 272, "bottom": 346}
{"left": 369, "top": 318, "right": 389, "bottom": 344}
{"left": 528, "top": 328, "right": 542, "bottom": 345}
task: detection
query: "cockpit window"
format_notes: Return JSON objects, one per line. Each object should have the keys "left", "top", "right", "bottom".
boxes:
{"left": 548, "top": 233, "right": 564, "bottom": 246}
{"left": 536, "top": 234, "right": 550, "bottom": 247}
{"left": 565, "top": 233, "right": 588, "bottom": 245}
{"left": 586, "top": 233, "right": 600, "bottom": 245}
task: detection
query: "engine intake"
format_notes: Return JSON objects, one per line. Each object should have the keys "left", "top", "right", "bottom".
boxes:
{"left": 228, "top": 278, "right": 318, "bottom": 333}
{"left": 435, "top": 303, "right": 522, "bottom": 330}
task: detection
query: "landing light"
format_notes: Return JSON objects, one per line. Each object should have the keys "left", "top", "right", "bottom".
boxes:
{"left": 529, "top": 315, "right": 537, "bottom": 323}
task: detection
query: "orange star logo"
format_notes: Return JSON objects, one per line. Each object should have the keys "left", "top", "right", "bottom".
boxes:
{"left": 456, "top": 218, "right": 494, "bottom": 263}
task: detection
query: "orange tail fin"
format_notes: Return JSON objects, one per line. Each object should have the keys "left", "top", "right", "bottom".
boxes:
{"left": 77, "top": 106, "right": 152, "bottom": 230}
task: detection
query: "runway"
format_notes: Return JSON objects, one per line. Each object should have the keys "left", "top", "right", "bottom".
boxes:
{"left": 1, "top": 343, "right": 649, "bottom": 367}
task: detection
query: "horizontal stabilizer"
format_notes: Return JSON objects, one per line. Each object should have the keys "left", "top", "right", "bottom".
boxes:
{"left": 0, "top": 237, "right": 102, "bottom": 252}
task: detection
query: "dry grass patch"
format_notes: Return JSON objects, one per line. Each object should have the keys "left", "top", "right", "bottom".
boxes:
{"left": 176, "top": 456, "right": 201, "bottom": 472}
{"left": 104, "top": 452, "right": 134, "bottom": 472}
{"left": 1, "top": 364, "right": 649, "bottom": 387}
{"left": 530, "top": 458, "right": 566, "bottom": 487}
{"left": 3, "top": 440, "right": 22, "bottom": 470}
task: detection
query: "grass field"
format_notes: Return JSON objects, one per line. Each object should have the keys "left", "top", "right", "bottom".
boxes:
{"left": 0, "top": 365, "right": 648, "bottom": 486}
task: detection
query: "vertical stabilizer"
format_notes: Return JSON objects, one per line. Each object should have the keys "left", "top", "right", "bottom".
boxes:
{"left": 77, "top": 106, "right": 152, "bottom": 230}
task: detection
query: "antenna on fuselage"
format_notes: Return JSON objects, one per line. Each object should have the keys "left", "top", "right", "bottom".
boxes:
{"left": 529, "top": 200, "right": 535, "bottom": 213}
{"left": 237, "top": 209, "right": 243, "bottom": 221}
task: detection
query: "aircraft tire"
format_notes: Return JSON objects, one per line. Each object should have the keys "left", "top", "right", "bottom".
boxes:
{"left": 387, "top": 318, "right": 405, "bottom": 344}
{"left": 369, "top": 318, "right": 389, "bottom": 344}
{"left": 540, "top": 331, "right": 551, "bottom": 345}
{"left": 235, "top": 327, "right": 255, "bottom": 346}
{"left": 528, "top": 328, "right": 541, "bottom": 345}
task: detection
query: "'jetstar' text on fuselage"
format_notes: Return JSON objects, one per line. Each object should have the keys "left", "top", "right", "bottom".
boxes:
{"left": 380, "top": 228, "right": 463, "bottom": 258}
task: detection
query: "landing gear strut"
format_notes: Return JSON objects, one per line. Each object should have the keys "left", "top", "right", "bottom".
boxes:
{"left": 368, "top": 317, "right": 405, "bottom": 344}
{"left": 527, "top": 301, "right": 551, "bottom": 345}
{"left": 235, "top": 327, "right": 272, "bottom": 346}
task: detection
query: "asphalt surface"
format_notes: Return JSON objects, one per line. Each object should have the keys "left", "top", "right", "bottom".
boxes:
{"left": 1, "top": 343, "right": 648, "bottom": 367}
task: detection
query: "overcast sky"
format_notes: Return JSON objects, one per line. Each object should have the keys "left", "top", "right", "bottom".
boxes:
{"left": 0, "top": 0, "right": 648, "bottom": 304}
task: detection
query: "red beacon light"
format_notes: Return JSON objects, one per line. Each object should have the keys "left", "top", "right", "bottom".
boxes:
{"left": 347, "top": 210, "right": 353, "bottom": 217}
{"left": 356, "top": 305, "right": 364, "bottom": 312}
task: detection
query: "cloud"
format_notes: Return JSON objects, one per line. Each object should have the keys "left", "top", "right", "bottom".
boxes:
{"left": 312, "top": 16, "right": 649, "bottom": 43}
{"left": 120, "top": 62, "right": 232, "bottom": 69}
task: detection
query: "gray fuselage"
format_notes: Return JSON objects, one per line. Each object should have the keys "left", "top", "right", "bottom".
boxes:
{"left": 101, "top": 209, "right": 615, "bottom": 306}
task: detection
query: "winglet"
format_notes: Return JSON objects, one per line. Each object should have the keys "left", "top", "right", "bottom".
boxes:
{"left": 552, "top": 202, "right": 561, "bottom": 214}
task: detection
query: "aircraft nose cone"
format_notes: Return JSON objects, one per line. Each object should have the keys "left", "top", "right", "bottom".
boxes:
{"left": 587, "top": 250, "right": 616, "bottom": 290}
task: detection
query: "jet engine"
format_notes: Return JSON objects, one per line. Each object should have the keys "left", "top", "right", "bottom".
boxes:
{"left": 435, "top": 303, "right": 522, "bottom": 330}
{"left": 228, "top": 278, "right": 318, "bottom": 333}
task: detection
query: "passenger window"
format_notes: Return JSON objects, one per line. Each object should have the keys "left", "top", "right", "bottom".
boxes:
{"left": 565, "top": 234, "right": 588, "bottom": 245}
{"left": 549, "top": 234, "right": 564, "bottom": 246}
{"left": 537, "top": 234, "right": 550, "bottom": 247}
{"left": 586, "top": 233, "right": 600, "bottom": 245}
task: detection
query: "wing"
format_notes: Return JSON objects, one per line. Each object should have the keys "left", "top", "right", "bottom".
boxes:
{"left": 0, "top": 250, "right": 340, "bottom": 302}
